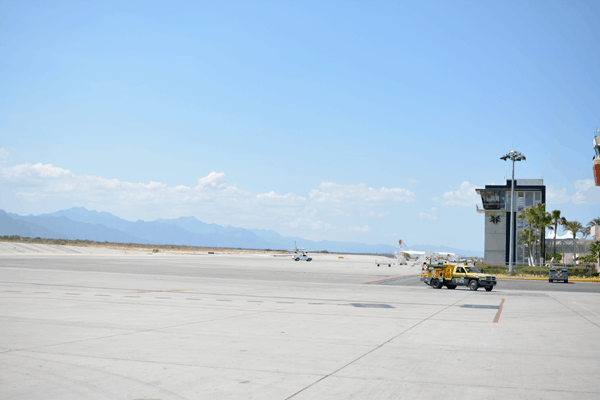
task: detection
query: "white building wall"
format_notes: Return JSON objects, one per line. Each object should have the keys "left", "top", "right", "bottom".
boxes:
{"left": 484, "top": 211, "right": 506, "bottom": 265}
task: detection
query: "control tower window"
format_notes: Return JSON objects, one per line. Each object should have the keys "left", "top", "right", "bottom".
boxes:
{"left": 525, "top": 192, "right": 533, "bottom": 207}
{"left": 482, "top": 191, "right": 500, "bottom": 209}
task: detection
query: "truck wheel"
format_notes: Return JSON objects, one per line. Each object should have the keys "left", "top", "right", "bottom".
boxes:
{"left": 564, "top": 279, "right": 568, "bottom": 283}
{"left": 388, "top": 264, "right": 391, "bottom": 267}
{"left": 469, "top": 280, "right": 479, "bottom": 291}
{"left": 549, "top": 279, "right": 553, "bottom": 283}
{"left": 446, "top": 284, "right": 457, "bottom": 290}
{"left": 307, "top": 258, "right": 312, "bottom": 262}
{"left": 485, "top": 286, "right": 493, "bottom": 292}
{"left": 431, "top": 279, "right": 442, "bottom": 289}
{"left": 377, "top": 264, "right": 380, "bottom": 267}
{"left": 295, "top": 258, "right": 299, "bottom": 261}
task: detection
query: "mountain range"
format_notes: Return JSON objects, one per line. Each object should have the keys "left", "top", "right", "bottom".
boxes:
{"left": 0, "top": 207, "right": 483, "bottom": 256}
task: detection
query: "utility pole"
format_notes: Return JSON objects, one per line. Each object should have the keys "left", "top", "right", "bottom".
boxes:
{"left": 501, "top": 150, "right": 526, "bottom": 274}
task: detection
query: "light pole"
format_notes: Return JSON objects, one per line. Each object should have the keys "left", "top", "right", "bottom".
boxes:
{"left": 501, "top": 150, "right": 526, "bottom": 274}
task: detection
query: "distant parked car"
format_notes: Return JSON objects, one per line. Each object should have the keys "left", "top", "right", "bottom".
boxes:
{"left": 294, "top": 251, "right": 312, "bottom": 262}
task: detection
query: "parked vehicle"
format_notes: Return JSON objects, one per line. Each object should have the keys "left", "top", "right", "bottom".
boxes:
{"left": 375, "top": 259, "right": 393, "bottom": 267}
{"left": 294, "top": 251, "right": 312, "bottom": 262}
{"left": 420, "top": 263, "right": 497, "bottom": 291}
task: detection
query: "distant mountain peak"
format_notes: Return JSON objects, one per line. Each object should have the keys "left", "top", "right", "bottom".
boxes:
{"left": 60, "top": 207, "right": 122, "bottom": 219}
{"left": 65, "top": 206, "right": 91, "bottom": 213}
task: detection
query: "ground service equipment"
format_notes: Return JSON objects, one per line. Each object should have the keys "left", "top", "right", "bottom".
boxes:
{"left": 549, "top": 267, "right": 568, "bottom": 283}
{"left": 420, "top": 263, "right": 497, "bottom": 291}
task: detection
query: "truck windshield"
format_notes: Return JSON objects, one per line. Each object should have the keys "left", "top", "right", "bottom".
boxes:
{"left": 465, "top": 267, "right": 481, "bottom": 273}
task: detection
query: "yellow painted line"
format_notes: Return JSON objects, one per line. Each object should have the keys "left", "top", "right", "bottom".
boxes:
{"left": 496, "top": 277, "right": 600, "bottom": 282}
{"left": 493, "top": 299, "right": 505, "bottom": 323}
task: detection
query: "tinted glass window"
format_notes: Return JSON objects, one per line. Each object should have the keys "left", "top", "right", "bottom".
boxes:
{"left": 525, "top": 192, "right": 533, "bottom": 206}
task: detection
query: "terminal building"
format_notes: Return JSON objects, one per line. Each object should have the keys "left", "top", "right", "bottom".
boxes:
{"left": 476, "top": 179, "right": 545, "bottom": 265}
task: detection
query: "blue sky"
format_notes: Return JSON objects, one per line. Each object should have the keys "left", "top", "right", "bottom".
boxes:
{"left": 1, "top": 0, "right": 599, "bottom": 251}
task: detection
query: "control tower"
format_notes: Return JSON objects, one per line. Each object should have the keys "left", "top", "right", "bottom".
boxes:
{"left": 476, "top": 180, "right": 546, "bottom": 265}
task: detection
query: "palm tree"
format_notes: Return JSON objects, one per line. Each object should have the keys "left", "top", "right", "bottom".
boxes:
{"left": 562, "top": 220, "right": 583, "bottom": 265}
{"left": 518, "top": 225, "right": 533, "bottom": 266}
{"left": 536, "top": 204, "right": 551, "bottom": 266}
{"left": 518, "top": 212, "right": 529, "bottom": 265}
{"left": 530, "top": 207, "right": 541, "bottom": 266}
{"left": 547, "top": 210, "right": 562, "bottom": 264}
{"left": 582, "top": 226, "right": 591, "bottom": 239}
{"left": 519, "top": 207, "right": 537, "bottom": 266}
{"left": 589, "top": 240, "right": 600, "bottom": 268}
{"left": 588, "top": 217, "right": 600, "bottom": 228}
{"left": 522, "top": 204, "right": 548, "bottom": 267}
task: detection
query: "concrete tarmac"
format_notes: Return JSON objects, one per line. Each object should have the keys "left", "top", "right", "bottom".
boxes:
{"left": 1, "top": 251, "right": 599, "bottom": 399}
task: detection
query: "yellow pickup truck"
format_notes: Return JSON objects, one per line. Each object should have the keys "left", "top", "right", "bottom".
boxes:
{"left": 420, "top": 263, "right": 497, "bottom": 291}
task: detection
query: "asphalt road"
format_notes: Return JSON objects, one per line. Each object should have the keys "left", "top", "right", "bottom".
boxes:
{"left": 380, "top": 273, "right": 600, "bottom": 293}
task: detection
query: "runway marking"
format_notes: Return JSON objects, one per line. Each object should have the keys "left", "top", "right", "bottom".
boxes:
{"left": 461, "top": 304, "right": 499, "bottom": 309}
{"left": 122, "top": 289, "right": 193, "bottom": 294}
{"left": 65, "top": 293, "right": 80, "bottom": 295}
{"left": 351, "top": 303, "right": 394, "bottom": 308}
{"left": 365, "top": 274, "right": 420, "bottom": 284}
{"left": 493, "top": 299, "right": 505, "bottom": 323}
{"left": 269, "top": 271, "right": 309, "bottom": 274}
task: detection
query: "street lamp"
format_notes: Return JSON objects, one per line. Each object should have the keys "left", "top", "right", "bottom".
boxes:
{"left": 501, "top": 150, "right": 526, "bottom": 274}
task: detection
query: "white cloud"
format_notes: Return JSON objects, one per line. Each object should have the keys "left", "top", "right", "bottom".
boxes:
{"left": 572, "top": 179, "right": 600, "bottom": 205}
{"left": 0, "top": 148, "right": 16, "bottom": 164}
{"left": 288, "top": 218, "right": 336, "bottom": 231}
{"left": 359, "top": 210, "right": 389, "bottom": 218}
{"left": 347, "top": 225, "right": 371, "bottom": 233}
{"left": 546, "top": 186, "right": 570, "bottom": 204}
{"left": 408, "top": 179, "right": 418, "bottom": 184}
{"left": 309, "top": 182, "right": 415, "bottom": 205}
{"left": 419, "top": 207, "right": 438, "bottom": 220}
{"left": 433, "top": 181, "right": 479, "bottom": 206}
{"left": 0, "top": 163, "right": 413, "bottom": 235}
{"left": 419, "top": 212, "right": 437, "bottom": 220}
